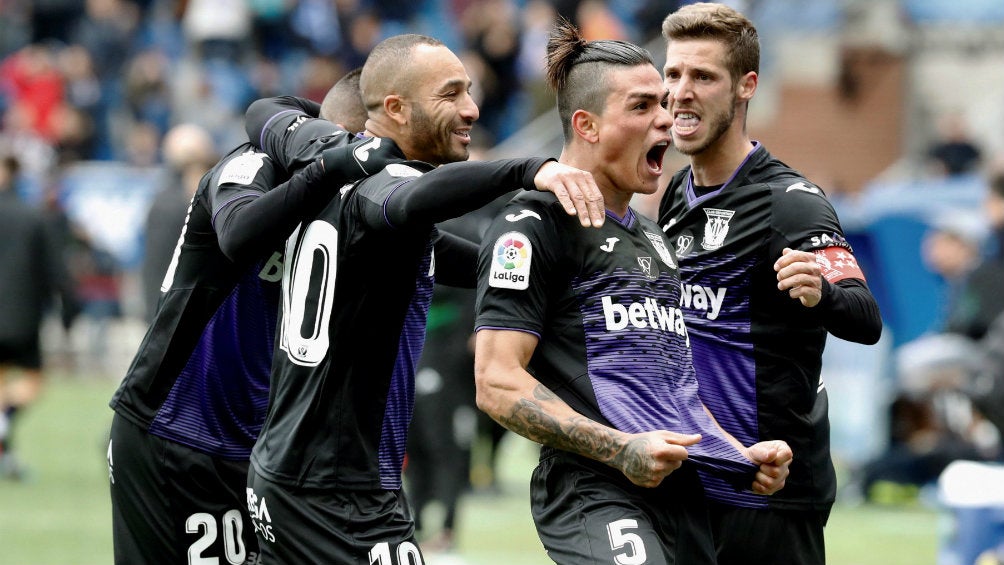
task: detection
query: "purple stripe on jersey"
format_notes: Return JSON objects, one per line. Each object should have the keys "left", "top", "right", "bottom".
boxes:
{"left": 473, "top": 325, "right": 542, "bottom": 340}
{"left": 680, "top": 252, "right": 762, "bottom": 503}
{"left": 381, "top": 179, "right": 415, "bottom": 229}
{"left": 211, "top": 192, "right": 261, "bottom": 230}
{"left": 259, "top": 109, "right": 301, "bottom": 149}
{"left": 376, "top": 241, "right": 435, "bottom": 489}
{"left": 605, "top": 207, "right": 636, "bottom": 227}
{"left": 679, "top": 254, "right": 757, "bottom": 446}
{"left": 575, "top": 270, "right": 754, "bottom": 479}
{"left": 685, "top": 142, "right": 762, "bottom": 206}
{"left": 149, "top": 264, "right": 279, "bottom": 459}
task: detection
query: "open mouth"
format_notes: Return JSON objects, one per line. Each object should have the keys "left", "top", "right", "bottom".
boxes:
{"left": 646, "top": 141, "right": 670, "bottom": 174}
{"left": 674, "top": 111, "right": 700, "bottom": 135}
{"left": 453, "top": 128, "right": 472, "bottom": 143}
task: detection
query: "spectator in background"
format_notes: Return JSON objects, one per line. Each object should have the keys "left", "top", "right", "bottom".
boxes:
{"left": 459, "top": 0, "right": 522, "bottom": 146}
{"left": 29, "top": 0, "right": 84, "bottom": 44}
{"left": 857, "top": 172, "right": 1004, "bottom": 502}
{"left": 0, "top": 43, "right": 65, "bottom": 143}
{"left": 140, "top": 122, "right": 217, "bottom": 322}
{"left": 0, "top": 154, "right": 79, "bottom": 479}
{"left": 942, "top": 171, "right": 1004, "bottom": 340}
{"left": 921, "top": 210, "right": 988, "bottom": 335}
{"left": 926, "top": 110, "right": 983, "bottom": 178}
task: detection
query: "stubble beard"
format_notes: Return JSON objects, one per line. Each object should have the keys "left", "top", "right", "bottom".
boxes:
{"left": 411, "top": 105, "right": 469, "bottom": 165}
{"left": 674, "top": 104, "right": 735, "bottom": 157}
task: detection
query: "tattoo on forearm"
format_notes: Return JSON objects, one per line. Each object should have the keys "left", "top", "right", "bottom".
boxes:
{"left": 498, "top": 383, "right": 624, "bottom": 464}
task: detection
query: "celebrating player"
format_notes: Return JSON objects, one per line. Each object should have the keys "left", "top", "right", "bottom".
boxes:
{"left": 657, "top": 4, "right": 883, "bottom": 564}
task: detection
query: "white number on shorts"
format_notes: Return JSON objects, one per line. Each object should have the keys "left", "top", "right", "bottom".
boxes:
{"left": 186, "top": 510, "right": 247, "bottom": 565}
{"left": 606, "top": 519, "right": 647, "bottom": 565}
{"left": 279, "top": 221, "right": 338, "bottom": 366}
{"left": 368, "top": 541, "right": 424, "bottom": 565}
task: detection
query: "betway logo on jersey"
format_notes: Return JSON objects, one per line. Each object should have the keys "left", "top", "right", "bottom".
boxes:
{"left": 680, "top": 283, "right": 726, "bottom": 320}
{"left": 601, "top": 296, "right": 687, "bottom": 339}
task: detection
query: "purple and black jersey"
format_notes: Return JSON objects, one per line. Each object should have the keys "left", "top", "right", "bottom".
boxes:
{"left": 244, "top": 96, "right": 562, "bottom": 492}
{"left": 110, "top": 143, "right": 287, "bottom": 459}
{"left": 475, "top": 190, "right": 757, "bottom": 483}
{"left": 657, "top": 143, "right": 881, "bottom": 511}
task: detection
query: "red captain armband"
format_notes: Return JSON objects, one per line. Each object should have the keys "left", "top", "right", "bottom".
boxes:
{"left": 814, "top": 246, "right": 866, "bottom": 283}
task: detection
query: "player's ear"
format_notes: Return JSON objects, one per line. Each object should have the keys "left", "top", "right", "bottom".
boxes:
{"left": 737, "top": 71, "right": 757, "bottom": 102}
{"left": 571, "top": 109, "right": 599, "bottom": 144}
{"left": 384, "top": 95, "right": 408, "bottom": 126}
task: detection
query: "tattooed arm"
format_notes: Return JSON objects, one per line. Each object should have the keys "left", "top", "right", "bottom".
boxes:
{"left": 473, "top": 329, "right": 700, "bottom": 488}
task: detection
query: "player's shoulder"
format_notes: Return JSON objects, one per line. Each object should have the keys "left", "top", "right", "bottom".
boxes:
{"left": 354, "top": 159, "right": 434, "bottom": 189}
{"left": 212, "top": 143, "right": 278, "bottom": 187}
{"left": 753, "top": 154, "right": 830, "bottom": 200}
{"left": 483, "top": 191, "right": 562, "bottom": 237}
{"left": 508, "top": 189, "right": 565, "bottom": 213}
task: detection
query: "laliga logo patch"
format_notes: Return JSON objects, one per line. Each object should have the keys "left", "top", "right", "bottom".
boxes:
{"left": 490, "top": 231, "right": 531, "bottom": 290}
{"left": 701, "top": 208, "right": 735, "bottom": 251}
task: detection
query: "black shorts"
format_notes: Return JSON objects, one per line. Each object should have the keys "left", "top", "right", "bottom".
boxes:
{"left": 530, "top": 448, "right": 717, "bottom": 565}
{"left": 0, "top": 335, "right": 41, "bottom": 369}
{"left": 108, "top": 413, "right": 261, "bottom": 565}
{"left": 709, "top": 501, "right": 829, "bottom": 565}
{"left": 246, "top": 465, "right": 422, "bottom": 564}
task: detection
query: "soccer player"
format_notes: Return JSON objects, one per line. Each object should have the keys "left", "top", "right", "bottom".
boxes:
{"left": 106, "top": 72, "right": 403, "bottom": 565}
{"left": 657, "top": 4, "right": 883, "bottom": 564}
{"left": 243, "top": 34, "right": 605, "bottom": 563}
{"left": 473, "top": 20, "right": 792, "bottom": 565}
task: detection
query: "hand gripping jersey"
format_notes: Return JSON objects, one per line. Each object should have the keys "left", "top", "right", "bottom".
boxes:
{"left": 110, "top": 143, "right": 287, "bottom": 459}
{"left": 475, "top": 191, "right": 757, "bottom": 483}
{"left": 657, "top": 143, "right": 879, "bottom": 511}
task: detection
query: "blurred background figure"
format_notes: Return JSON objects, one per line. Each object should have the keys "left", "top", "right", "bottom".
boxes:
{"left": 0, "top": 154, "right": 79, "bottom": 479}
{"left": 857, "top": 169, "right": 1004, "bottom": 504}
{"left": 921, "top": 210, "right": 990, "bottom": 335}
{"left": 140, "top": 122, "right": 217, "bottom": 322}
{"left": 926, "top": 110, "right": 983, "bottom": 179}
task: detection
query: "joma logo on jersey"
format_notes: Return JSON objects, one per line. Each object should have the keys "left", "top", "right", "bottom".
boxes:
{"left": 680, "top": 284, "right": 726, "bottom": 321}
{"left": 601, "top": 296, "right": 687, "bottom": 338}
{"left": 246, "top": 488, "right": 275, "bottom": 543}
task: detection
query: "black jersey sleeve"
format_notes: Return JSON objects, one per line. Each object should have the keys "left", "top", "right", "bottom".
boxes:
{"left": 816, "top": 278, "right": 883, "bottom": 344}
{"left": 771, "top": 180, "right": 883, "bottom": 344}
{"left": 213, "top": 158, "right": 336, "bottom": 263}
{"left": 246, "top": 95, "right": 354, "bottom": 173}
{"left": 208, "top": 141, "right": 395, "bottom": 263}
{"left": 432, "top": 228, "right": 479, "bottom": 289}
{"left": 245, "top": 95, "right": 319, "bottom": 149}
{"left": 381, "top": 157, "right": 552, "bottom": 228}
{"left": 475, "top": 193, "right": 564, "bottom": 335}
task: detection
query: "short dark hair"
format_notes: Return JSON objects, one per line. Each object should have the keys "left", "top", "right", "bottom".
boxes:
{"left": 545, "top": 18, "right": 655, "bottom": 142}
{"left": 321, "top": 67, "right": 367, "bottom": 133}
{"left": 661, "top": 2, "right": 760, "bottom": 86}
{"left": 360, "top": 34, "right": 445, "bottom": 112}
